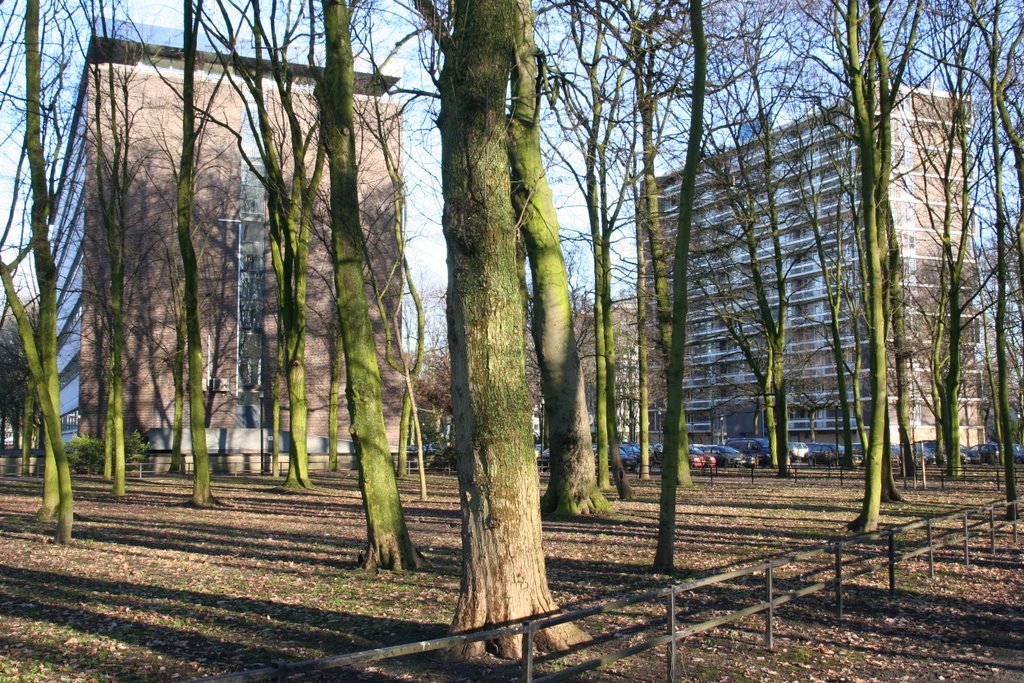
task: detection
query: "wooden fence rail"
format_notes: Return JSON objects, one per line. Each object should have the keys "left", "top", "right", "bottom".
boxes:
{"left": 189, "top": 498, "right": 1020, "bottom": 683}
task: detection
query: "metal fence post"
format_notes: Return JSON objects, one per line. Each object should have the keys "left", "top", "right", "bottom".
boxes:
{"left": 667, "top": 588, "right": 677, "bottom": 682}
{"left": 963, "top": 511, "right": 970, "bottom": 566}
{"left": 887, "top": 531, "right": 896, "bottom": 596}
{"left": 521, "top": 620, "right": 535, "bottom": 683}
{"left": 834, "top": 544, "right": 843, "bottom": 621}
{"left": 765, "top": 564, "right": 774, "bottom": 650}
{"left": 926, "top": 518, "right": 935, "bottom": 579}
{"left": 275, "top": 660, "right": 289, "bottom": 682}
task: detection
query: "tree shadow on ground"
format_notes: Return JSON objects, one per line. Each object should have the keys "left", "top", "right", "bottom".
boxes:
{"left": 0, "top": 565, "right": 450, "bottom": 680}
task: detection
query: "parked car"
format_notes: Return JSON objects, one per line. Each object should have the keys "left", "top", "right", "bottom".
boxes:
{"left": 789, "top": 442, "right": 809, "bottom": 462}
{"left": 807, "top": 442, "right": 839, "bottom": 466}
{"left": 962, "top": 446, "right": 980, "bottom": 465}
{"left": 618, "top": 443, "right": 641, "bottom": 470}
{"left": 724, "top": 438, "right": 772, "bottom": 467}
{"left": 977, "top": 442, "right": 1001, "bottom": 465}
{"left": 913, "top": 440, "right": 940, "bottom": 466}
{"left": 701, "top": 445, "right": 745, "bottom": 467}
{"left": 688, "top": 445, "right": 716, "bottom": 468}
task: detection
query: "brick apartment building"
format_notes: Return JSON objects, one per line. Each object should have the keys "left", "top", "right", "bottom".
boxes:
{"left": 53, "top": 25, "right": 405, "bottom": 463}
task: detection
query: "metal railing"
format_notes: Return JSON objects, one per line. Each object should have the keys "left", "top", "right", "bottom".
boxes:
{"left": 686, "top": 461, "right": 1024, "bottom": 491}
{"left": 189, "top": 497, "right": 1020, "bottom": 683}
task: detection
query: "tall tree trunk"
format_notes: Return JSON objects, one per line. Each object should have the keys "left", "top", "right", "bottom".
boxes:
{"left": 320, "top": 0, "right": 421, "bottom": 570}
{"left": 653, "top": 0, "right": 705, "bottom": 572}
{"left": 20, "top": 387, "right": 33, "bottom": 476}
{"left": 844, "top": 0, "right": 889, "bottom": 532}
{"left": 985, "top": 5, "right": 1020, "bottom": 514}
{"left": 601, "top": 246, "right": 632, "bottom": 498}
{"left": 329, "top": 335, "right": 342, "bottom": 473}
{"left": 281, "top": 319, "right": 312, "bottom": 488}
{"left": 170, "top": 303, "right": 186, "bottom": 473}
{"left": 104, "top": 387, "right": 114, "bottom": 479}
{"left": 178, "top": 0, "right": 214, "bottom": 507}
{"left": 93, "top": 53, "right": 129, "bottom": 497}
{"left": 418, "top": 0, "right": 588, "bottom": 654}
{"left": 0, "top": 0, "right": 73, "bottom": 540}
{"left": 592, "top": 238, "right": 611, "bottom": 490}
{"left": 272, "top": 329, "right": 283, "bottom": 477}
{"left": 771, "top": 355, "right": 790, "bottom": 477}
{"left": 635, "top": 190, "right": 651, "bottom": 480}
{"left": 507, "top": 7, "right": 609, "bottom": 515}
{"left": 396, "top": 388, "right": 410, "bottom": 479}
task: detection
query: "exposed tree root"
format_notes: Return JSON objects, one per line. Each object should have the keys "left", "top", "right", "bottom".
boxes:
{"left": 540, "top": 488, "right": 614, "bottom": 517}
{"left": 358, "top": 537, "right": 426, "bottom": 571}
{"left": 448, "top": 622, "right": 589, "bottom": 661}
{"left": 847, "top": 513, "right": 877, "bottom": 533}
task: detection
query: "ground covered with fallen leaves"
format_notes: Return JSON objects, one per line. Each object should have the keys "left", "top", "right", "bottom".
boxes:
{"left": 0, "top": 467, "right": 1021, "bottom": 682}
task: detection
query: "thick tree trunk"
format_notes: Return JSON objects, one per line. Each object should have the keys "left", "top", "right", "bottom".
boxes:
{"left": 421, "top": 0, "right": 588, "bottom": 653}
{"left": 321, "top": 1, "right": 421, "bottom": 570}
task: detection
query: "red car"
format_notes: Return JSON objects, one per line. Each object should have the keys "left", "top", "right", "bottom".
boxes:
{"left": 688, "top": 445, "right": 716, "bottom": 468}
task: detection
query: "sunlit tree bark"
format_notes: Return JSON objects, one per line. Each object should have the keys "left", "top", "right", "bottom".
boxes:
{"left": 509, "top": 0, "right": 610, "bottom": 516}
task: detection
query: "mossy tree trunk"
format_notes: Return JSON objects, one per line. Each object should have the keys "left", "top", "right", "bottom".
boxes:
{"left": 841, "top": 0, "right": 921, "bottom": 531}
{"left": 508, "top": 1, "right": 610, "bottom": 516}
{"left": 320, "top": 0, "right": 421, "bottom": 570}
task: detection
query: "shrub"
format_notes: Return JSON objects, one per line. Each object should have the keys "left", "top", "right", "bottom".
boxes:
{"left": 65, "top": 435, "right": 105, "bottom": 474}
{"left": 125, "top": 430, "right": 148, "bottom": 464}
{"left": 65, "top": 431, "right": 149, "bottom": 475}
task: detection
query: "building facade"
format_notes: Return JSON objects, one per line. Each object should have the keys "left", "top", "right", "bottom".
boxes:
{"left": 658, "top": 90, "right": 985, "bottom": 448}
{"left": 54, "top": 26, "right": 405, "bottom": 459}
